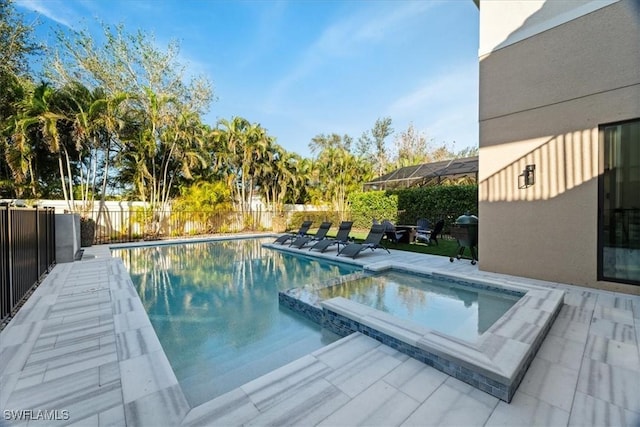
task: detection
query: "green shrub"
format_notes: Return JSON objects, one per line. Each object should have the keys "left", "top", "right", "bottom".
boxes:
{"left": 347, "top": 191, "right": 398, "bottom": 228}
{"left": 347, "top": 185, "right": 477, "bottom": 231}
{"left": 395, "top": 184, "right": 478, "bottom": 231}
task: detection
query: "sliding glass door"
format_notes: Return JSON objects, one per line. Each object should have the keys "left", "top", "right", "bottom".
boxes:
{"left": 599, "top": 119, "right": 640, "bottom": 285}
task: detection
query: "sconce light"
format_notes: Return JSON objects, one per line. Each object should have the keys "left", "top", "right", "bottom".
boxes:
{"left": 518, "top": 164, "right": 536, "bottom": 189}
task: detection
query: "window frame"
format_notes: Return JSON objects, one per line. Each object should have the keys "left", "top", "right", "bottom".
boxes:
{"left": 597, "top": 117, "right": 640, "bottom": 286}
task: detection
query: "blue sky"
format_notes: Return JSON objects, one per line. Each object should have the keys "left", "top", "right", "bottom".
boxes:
{"left": 16, "top": 0, "right": 479, "bottom": 159}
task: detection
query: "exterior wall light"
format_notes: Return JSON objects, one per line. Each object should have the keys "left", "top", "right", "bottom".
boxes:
{"left": 518, "top": 164, "right": 536, "bottom": 189}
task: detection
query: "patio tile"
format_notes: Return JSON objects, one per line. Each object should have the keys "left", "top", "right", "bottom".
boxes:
{"left": 318, "top": 380, "right": 420, "bottom": 426}
{"left": 584, "top": 334, "right": 640, "bottom": 371}
{"left": 592, "top": 305, "right": 635, "bottom": 325}
{"left": 61, "top": 387, "right": 122, "bottom": 426}
{"left": 485, "top": 390, "right": 569, "bottom": 427}
{"left": 26, "top": 331, "right": 117, "bottom": 370}
{"left": 94, "top": 360, "right": 116, "bottom": 381}
{"left": 400, "top": 377, "right": 498, "bottom": 427}
{"left": 312, "top": 332, "right": 381, "bottom": 369}
{"left": 39, "top": 316, "right": 112, "bottom": 340}
{"left": 535, "top": 334, "right": 584, "bottom": 370}
{"left": 633, "top": 300, "right": 640, "bottom": 319}
{"left": 98, "top": 404, "right": 126, "bottom": 427}
{"left": 67, "top": 414, "right": 98, "bottom": 427}
{"left": 116, "top": 325, "right": 164, "bottom": 361}
{"left": 9, "top": 297, "right": 53, "bottom": 325}
{"left": 324, "top": 344, "right": 408, "bottom": 398}
{"left": 576, "top": 358, "right": 640, "bottom": 412}
{"left": 113, "top": 308, "right": 153, "bottom": 334}
{"left": 124, "top": 384, "right": 189, "bottom": 427}
{"left": 119, "top": 349, "right": 178, "bottom": 404}
{"left": 562, "top": 290, "right": 597, "bottom": 310}
{"left": 12, "top": 367, "right": 46, "bottom": 390}
{"left": 547, "top": 312, "right": 591, "bottom": 343}
{"left": 241, "top": 354, "right": 332, "bottom": 412}
{"left": 182, "top": 388, "right": 259, "bottom": 427}
{"left": 27, "top": 336, "right": 102, "bottom": 364}
{"left": 0, "top": 320, "right": 45, "bottom": 347}
{"left": 517, "top": 356, "right": 580, "bottom": 412}
{"left": 0, "top": 371, "right": 20, "bottom": 409}
{"left": 382, "top": 356, "right": 449, "bottom": 402}
{"left": 246, "top": 378, "right": 350, "bottom": 427}
{"left": 5, "top": 364, "right": 122, "bottom": 423}
{"left": 555, "top": 303, "right": 594, "bottom": 324}
{"left": 589, "top": 316, "right": 637, "bottom": 344}
{"left": 569, "top": 391, "right": 640, "bottom": 427}
{"left": 112, "top": 296, "right": 142, "bottom": 315}
{"left": 596, "top": 294, "right": 636, "bottom": 311}
{"left": 60, "top": 306, "right": 113, "bottom": 325}
{"left": 0, "top": 341, "right": 38, "bottom": 377}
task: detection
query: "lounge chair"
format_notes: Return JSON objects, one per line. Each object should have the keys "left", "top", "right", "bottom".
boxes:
{"left": 309, "top": 221, "right": 353, "bottom": 252}
{"left": 337, "top": 223, "right": 389, "bottom": 258}
{"left": 290, "top": 222, "right": 332, "bottom": 248}
{"left": 382, "top": 220, "right": 406, "bottom": 243}
{"left": 273, "top": 220, "right": 313, "bottom": 245}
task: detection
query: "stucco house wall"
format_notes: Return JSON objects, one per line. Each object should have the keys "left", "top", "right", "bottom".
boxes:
{"left": 478, "top": 0, "right": 640, "bottom": 294}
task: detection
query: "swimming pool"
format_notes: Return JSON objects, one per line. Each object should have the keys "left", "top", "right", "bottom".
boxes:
{"left": 111, "top": 237, "right": 360, "bottom": 406}
{"left": 314, "top": 271, "right": 522, "bottom": 342}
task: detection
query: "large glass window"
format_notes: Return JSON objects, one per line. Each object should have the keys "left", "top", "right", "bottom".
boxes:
{"left": 599, "top": 119, "right": 640, "bottom": 285}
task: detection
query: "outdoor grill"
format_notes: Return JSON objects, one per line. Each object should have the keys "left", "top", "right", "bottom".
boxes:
{"left": 449, "top": 213, "right": 478, "bottom": 265}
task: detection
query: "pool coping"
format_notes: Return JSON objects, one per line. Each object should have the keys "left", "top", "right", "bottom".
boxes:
{"left": 274, "top": 246, "right": 565, "bottom": 402}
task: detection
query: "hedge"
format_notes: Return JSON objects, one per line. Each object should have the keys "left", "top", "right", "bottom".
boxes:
{"left": 348, "top": 185, "right": 478, "bottom": 231}
{"left": 347, "top": 191, "right": 399, "bottom": 229}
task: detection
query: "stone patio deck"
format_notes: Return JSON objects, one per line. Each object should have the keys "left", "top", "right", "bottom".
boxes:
{"left": 1, "top": 235, "right": 639, "bottom": 426}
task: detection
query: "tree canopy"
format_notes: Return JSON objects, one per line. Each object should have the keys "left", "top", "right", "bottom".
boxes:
{"left": 0, "top": 0, "right": 478, "bottom": 218}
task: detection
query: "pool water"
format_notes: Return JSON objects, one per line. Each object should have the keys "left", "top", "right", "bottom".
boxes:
{"left": 316, "top": 271, "right": 522, "bottom": 342}
{"left": 111, "top": 238, "right": 359, "bottom": 406}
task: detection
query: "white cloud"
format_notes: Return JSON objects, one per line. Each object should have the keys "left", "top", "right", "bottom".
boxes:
{"left": 388, "top": 65, "right": 476, "bottom": 118}
{"left": 314, "top": 1, "right": 434, "bottom": 56}
{"left": 387, "top": 63, "right": 479, "bottom": 148}
{"left": 266, "top": 1, "right": 436, "bottom": 110}
{"left": 15, "top": 0, "right": 76, "bottom": 28}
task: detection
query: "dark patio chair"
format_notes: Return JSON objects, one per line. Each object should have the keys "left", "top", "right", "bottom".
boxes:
{"left": 290, "top": 222, "right": 332, "bottom": 249}
{"left": 429, "top": 219, "right": 445, "bottom": 245}
{"left": 273, "top": 220, "right": 313, "bottom": 245}
{"left": 381, "top": 220, "right": 406, "bottom": 243}
{"left": 309, "top": 221, "right": 353, "bottom": 252}
{"left": 337, "top": 223, "right": 389, "bottom": 258}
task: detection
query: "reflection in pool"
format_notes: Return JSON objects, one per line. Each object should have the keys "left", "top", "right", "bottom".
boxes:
{"left": 316, "top": 271, "right": 522, "bottom": 342}
{"left": 112, "top": 238, "right": 359, "bottom": 406}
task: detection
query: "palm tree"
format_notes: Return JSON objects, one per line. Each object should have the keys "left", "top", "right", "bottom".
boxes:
{"left": 243, "top": 123, "right": 272, "bottom": 215}
{"left": 87, "top": 89, "right": 129, "bottom": 225}
{"left": 255, "top": 144, "right": 300, "bottom": 215}
{"left": 212, "top": 117, "right": 242, "bottom": 212}
{"left": 12, "top": 82, "right": 76, "bottom": 210}
{"left": 310, "top": 143, "right": 373, "bottom": 220}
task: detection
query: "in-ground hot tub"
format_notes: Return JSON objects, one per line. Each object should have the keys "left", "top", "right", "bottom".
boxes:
{"left": 279, "top": 268, "right": 564, "bottom": 402}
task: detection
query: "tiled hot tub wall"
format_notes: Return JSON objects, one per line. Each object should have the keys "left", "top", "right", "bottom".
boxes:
{"left": 278, "top": 271, "right": 370, "bottom": 324}
{"left": 279, "top": 269, "right": 564, "bottom": 403}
